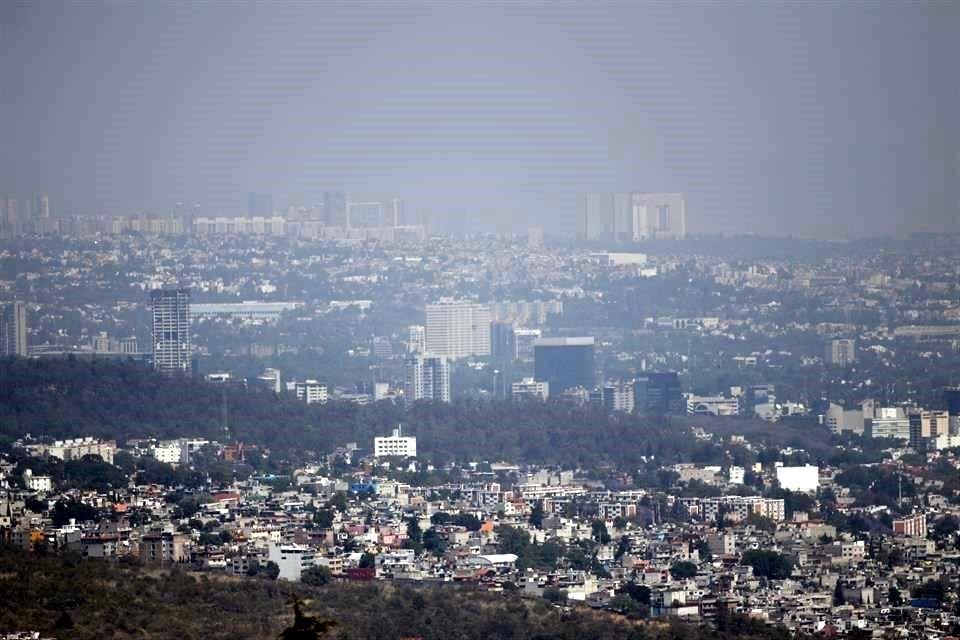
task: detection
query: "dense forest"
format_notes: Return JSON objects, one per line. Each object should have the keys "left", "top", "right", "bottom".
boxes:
{"left": 0, "top": 357, "right": 712, "bottom": 468}
{"left": 0, "top": 548, "right": 800, "bottom": 640}
{"left": 0, "top": 358, "right": 839, "bottom": 471}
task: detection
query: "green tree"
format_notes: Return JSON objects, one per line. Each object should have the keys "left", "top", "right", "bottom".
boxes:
{"left": 591, "top": 520, "right": 611, "bottom": 544}
{"left": 888, "top": 586, "right": 903, "bottom": 606}
{"left": 313, "top": 508, "right": 335, "bottom": 529}
{"left": 529, "top": 501, "right": 545, "bottom": 528}
{"left": 740, "top": 550, "right": 793, "bottom": 580}
{"left": 263, "top": 561, "right": 280, "bottom": 580}
{"left": 301, "top": 565, "right": 332, "bottom": 587}
{"left": 669, "top": 561, "right": 697, "bottom": 580}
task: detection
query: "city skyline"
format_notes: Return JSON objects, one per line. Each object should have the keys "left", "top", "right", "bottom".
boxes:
{"left": 2, "top": 2, "right": 958, "bottom": 239}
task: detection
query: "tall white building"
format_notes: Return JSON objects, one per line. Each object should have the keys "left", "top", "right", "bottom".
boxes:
{"left": 631, "top": 192, "right": 686, "bottom": 240}
{"left": 295, "top": 380, "right": 328, "bottom": 404}
{"left": 404, "top": 354, "right": 450, "bottom": 404}
{"left": 425, "top": 300, "right": 490, "bottom": 359}
{"left": 374, "top": 426, "right": 418, "bottom": 458}
{"left": 268, "top": 542, "right": 316, "bottom": 581}
{"left": 582, "top": 192, "right": 686, "bottom": 242}
{"left": 151, "top": 289, "right": 191, "bottom": 375}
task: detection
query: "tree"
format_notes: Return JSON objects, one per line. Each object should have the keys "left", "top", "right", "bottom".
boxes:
{"left": 263, "top": 561, "right": 280, "bottom": 580}
{"left": 301, "top": 565, "right": 333, "bottom": 587}
{"left": 615, "top": 536, "right": 630, "bottom": 559}
{"left": 591, "top": 520, "right": 611, "bottom": 544}
{"left": 542, "top": 587, "right": 567, "bottom": 603}
{"left": 608, "top": 594, "right": 646, "bottom": 616}
{"left": 620, "top": 582, "right": 651, "bottom": 604}
{"left": 693, "top": 538, "right": 712, "bottom": 562}
{"left": 669, "top": 561, "right": 697, "bottom": 580}
{"left": 740, "top": 550, "right": 793, "bottom": 580}
{"left": 529, "top": 501, "right": 545, "bottom": 528}
{"left": 326, "top": 492, "right": 348, "bottom": 513}
{"left": 358, "top": 553, "right": 376, "bottom": 569}
{"left": 423, "top": 528, "right": 446, "bottom": 556}
{"left": 313, "top": 509, "right": 335, "bottom": 529}
{"left": 833, "top": 581, "right": 846, "bottom": 606}
{"left": 404, "top": 516, "right": 423, "bottom": 553}
{"left": 888, "top": 586, "right": 903, "bottom": 606}
{"left": 746, "top": 513, "right": 776, "bottom": 532}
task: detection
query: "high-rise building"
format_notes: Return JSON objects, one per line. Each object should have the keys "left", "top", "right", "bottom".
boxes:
{"left": 908, "top": 410, "right": 949, "bottom": 449}
{"left": 633, "top": 372, "right": 683, "bottom": 415}
{"left": 31, "top": 193, "right": 50, "bottom": 219}
{"left": 513, "top": 328, "right": 542, "bottom": 362}
{"left": 490, "top": 321, "right": 516, "bottom": 362}
{"left": 407, "top": 324, "right": 426, "bottom": 354}
{"left": 0, "top": 301, "right": 28, "bottom": 357}
{"left": 583, "top": 192, "right": 686, "bottom": 241}
{"left": 347, "top": 199, "right": 385, "bottom": 228}
{"left": 827, "top": 339, "right": 856, "bottom": 366}
{"left": 3, "top": 197, "right": 17, "bottom": 223}
{"left": 533, "top": 337, "right": 595, "bottom": 391}
{"left": 425, "top": 300, "right": 491, "bottom": 359}
{"left": 583, "top": 193, "right": 615, "bottom": 241}
{"left": 631, "top": 192, "right": 686, "bottom": 240}
{"left": 603, "top": 383, "right": 635, "bottom": 413}
{"left": 247, "top": 192, "right": 274, "bottom": 217}
{"left": 404, "top": 354, "right": 451, "bottom": 404}
{"left": 150, "top": 289, "right": 192, "bottom": 375}
{"left": 1, "top": 197, "right": 19, "bottom": 234}
{"left": 322, "top": 192, "right": 347, "bottom": 227}
{"left": 295, "top": 380, "right": 328, "bottom": 404}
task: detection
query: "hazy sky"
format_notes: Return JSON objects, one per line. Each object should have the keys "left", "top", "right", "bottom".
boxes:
{"left": 2, "top": 2, "right": 957, "bottom": 238}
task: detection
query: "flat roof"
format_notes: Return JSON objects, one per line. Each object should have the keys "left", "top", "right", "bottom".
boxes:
{"left": 533, "top": 337, "right": 594, "bottom": 347}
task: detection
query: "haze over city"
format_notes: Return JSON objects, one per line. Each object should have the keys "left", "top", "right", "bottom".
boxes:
{"left": 2, "top": 2, "right": 958, "bottom": 238}
{"left": 7, "top": 3, "right": 960, "bottom": 640}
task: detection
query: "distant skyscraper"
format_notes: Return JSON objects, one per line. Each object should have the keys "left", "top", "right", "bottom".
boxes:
{"left": 425, "top": 300, "right": 491, "bottom": 359}
{"left": 827, "top": 339, "right": 856, "bottom": 366}
{"left": 1, "top": 197, "right": 18, "bottom": 230}
{"left": 633, "top": 372, "right": 683, "bottom": 415}
{"left": 347, "top": 199, "right": 384, "bottom": 228}
{"left": 533, "top": 337, "right": 595, "bottom": 391}
{"left": 0, "top": 301, "right": 28, "bottom": 357}
{"left": 31, "top": 193, "right": 50, "bottom": 219}
{"left": 631, "top": 192, "right": 686, "bottom": 240}
{"left": 150, "top": 289, "right": 192, "bottom": 375}
{"left": 583, "top": 193, "right": 615, "bottom": 241}
{"left": 490, "top": 321, "right": 516, "bottom": 362}
{"left": 247, "top": 192, "right": 274, "bottom": 217}
{"left": 322, "top": 192, "right": 347, "bottom": 227}
{"left": 405, "top": 354, "right": 451, "bottom": 404}
{"left": 583, "top": 192, "right": 687, "bottom": 241}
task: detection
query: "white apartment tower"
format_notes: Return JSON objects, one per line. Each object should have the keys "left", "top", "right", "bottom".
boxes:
{"left": 150, "top": 289, "right": 191, "bottom": 375}
{"left": 405, "top": 354, "right": 451, "bottom": 404}
{"left": 425, "top": 300, "right": 490, "bottom": 359}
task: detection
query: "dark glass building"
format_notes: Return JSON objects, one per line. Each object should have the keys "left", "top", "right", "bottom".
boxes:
{"left": 533, "top": 337, "right": 595, "bottom": 391}
{"left": 633, "top": 372, "right": 683, "bottom": 415}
